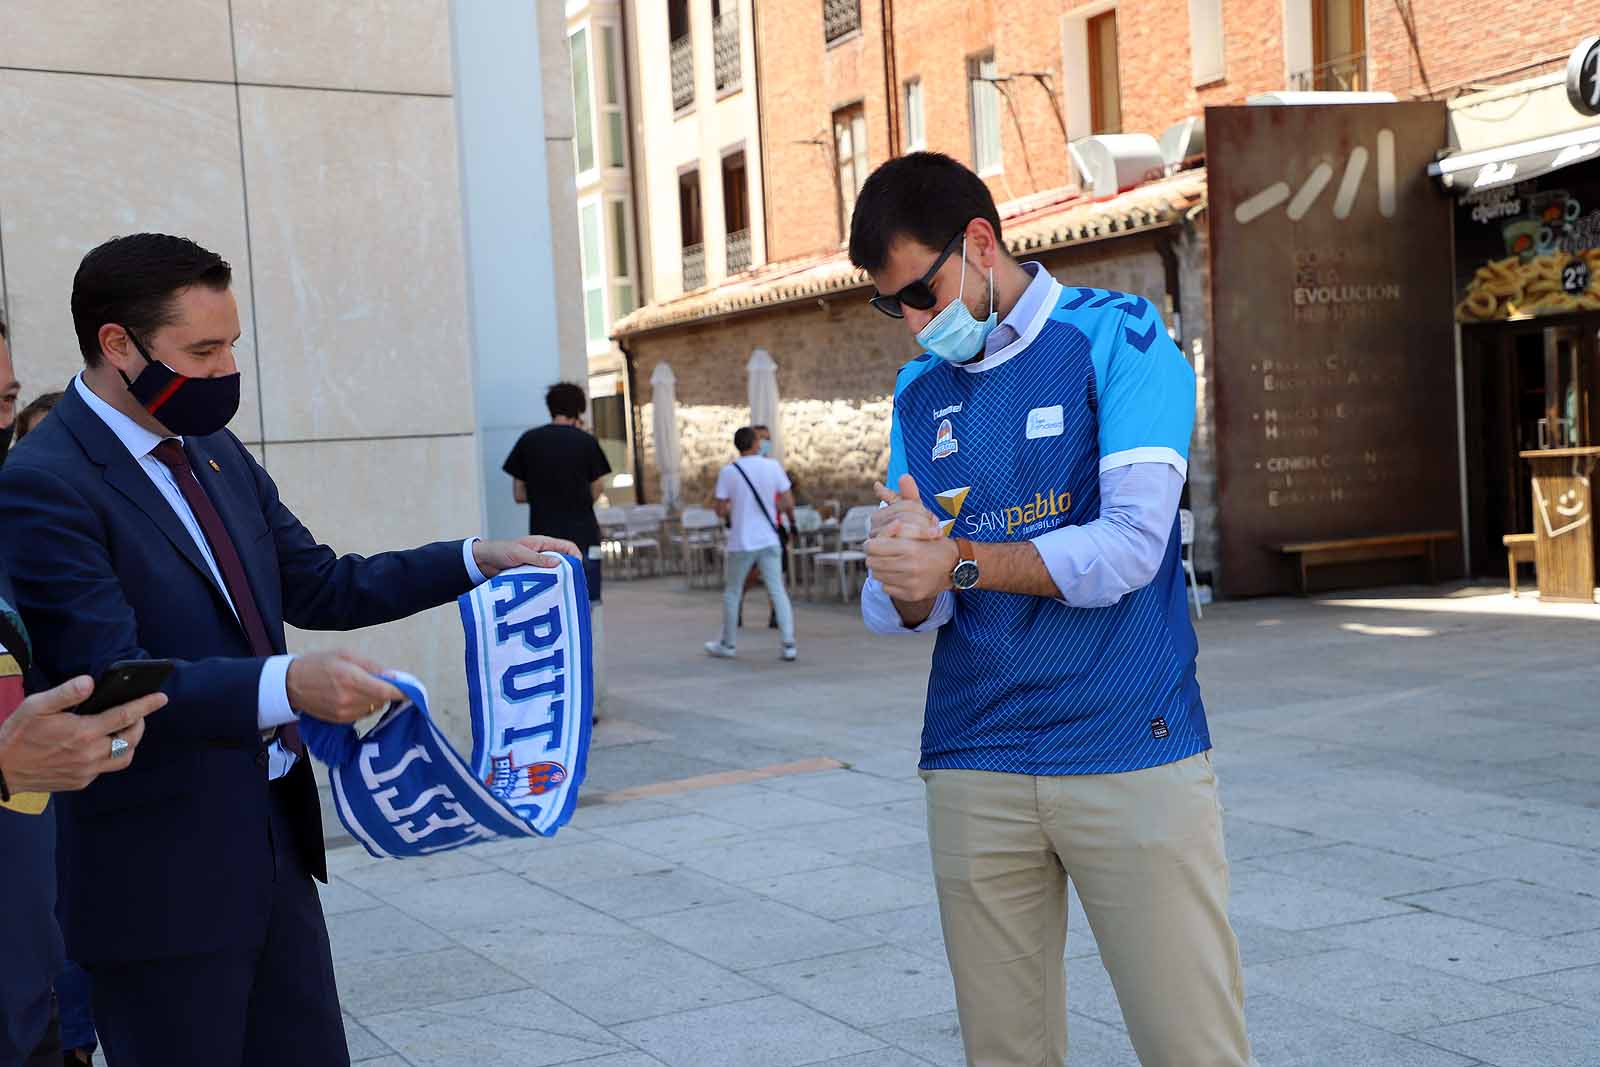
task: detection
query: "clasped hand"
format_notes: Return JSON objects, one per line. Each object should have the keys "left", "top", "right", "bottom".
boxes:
{"left": 865, "top": 475, "right": 959, "bottom": 604}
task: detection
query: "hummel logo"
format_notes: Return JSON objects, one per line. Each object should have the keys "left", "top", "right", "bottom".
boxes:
{"left": 1234, "top": 130, "right": 1397, "bottom": 225}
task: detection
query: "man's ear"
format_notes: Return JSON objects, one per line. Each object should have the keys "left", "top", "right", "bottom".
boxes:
{"left": 965, "top": 218, "right": 1001, "bottom": 269}
{"left": 97, "top": 323, "right": 134, "bottom": 373}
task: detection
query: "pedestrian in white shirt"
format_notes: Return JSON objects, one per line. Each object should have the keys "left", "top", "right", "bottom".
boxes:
{"left": 706, "top": 426, "right": 797, "bottom": 661}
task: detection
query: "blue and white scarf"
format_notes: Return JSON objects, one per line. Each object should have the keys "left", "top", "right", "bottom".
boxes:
{"left": 300, "top": 559, "right": 593, "bottom": 858}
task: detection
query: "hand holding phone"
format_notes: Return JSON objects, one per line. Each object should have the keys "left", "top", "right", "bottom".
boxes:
{"left": 74, "top": 660, "right": 175, "bottom": 716}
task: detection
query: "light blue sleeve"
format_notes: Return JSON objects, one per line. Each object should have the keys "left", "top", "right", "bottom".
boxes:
{"left": 863, "top": 359, "right": 955, "bottom": 635}
{"left": 1089, "top": 296, "right": 1195, "bottom": 475}
{"left": 1032, "top": 463, "right": 1184, "bottom": 607}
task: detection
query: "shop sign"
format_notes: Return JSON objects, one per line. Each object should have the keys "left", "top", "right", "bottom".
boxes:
{"left": 1569, "top": 36, "right": 1600, "bottom": 117}
{"left": 1208, "top": 102, "right": 1458, "bottom": 596}
{"left": 1455, "top": 158, "right": 1600, "bottom": 322}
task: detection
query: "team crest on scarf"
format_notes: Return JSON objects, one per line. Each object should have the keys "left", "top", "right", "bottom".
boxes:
{"left": 300, "top": 558, "right": 593, "bottom": 858}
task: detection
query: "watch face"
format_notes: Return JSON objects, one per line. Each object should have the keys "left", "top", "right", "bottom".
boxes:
{"left": 951, "top": 559, "right": 980, "bottom": 591}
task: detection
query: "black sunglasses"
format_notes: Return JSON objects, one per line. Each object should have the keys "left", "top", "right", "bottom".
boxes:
{"left": 868, "top": 229, "right": 967, "bottom": 319}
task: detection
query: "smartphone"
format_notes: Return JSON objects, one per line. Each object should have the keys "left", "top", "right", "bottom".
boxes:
{"left": 73, "top": 659, "right": 175, "bottom": 716}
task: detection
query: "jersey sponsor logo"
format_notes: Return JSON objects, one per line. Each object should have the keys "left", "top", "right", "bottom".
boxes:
{"left": 1025, "top": 405, "right": 1065, "bottom": 439}
{"left": 933, "top": 403, "right": 963, "bottom": 419}
{"left": 932, "top": 419, "right": 959, "bottom": 461}
{"left": 934, "top": 483, "right": 1073, "bottom": 539}
{"left": 1150, "top": 717, "right": 1170, "bottom": 740}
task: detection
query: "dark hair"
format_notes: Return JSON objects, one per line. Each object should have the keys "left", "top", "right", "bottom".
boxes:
{"left": 546, "top": 382, "right": 588, "bottom": 419}
{"left": 71, "top": 234, "right": 232, "bottom": 367}
{"left": 15, "top": 391, "right": 64, "bottom": 441}
{"left": 848, "top": 152, "right": 1004, "bottom": 274}
{"left": 733, "top": 426, "right": 756, "bottom": 453}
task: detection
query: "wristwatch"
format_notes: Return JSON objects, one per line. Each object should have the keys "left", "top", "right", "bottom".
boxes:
{"left": 950, "top": 539, "right": 980, "bottom": 591}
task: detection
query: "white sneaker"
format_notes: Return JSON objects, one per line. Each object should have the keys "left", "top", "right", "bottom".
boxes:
{"left": 704, "top": 641, "right": 737, "bottom": 659}
{"left": 781, "top": 644, "right": 797, "bottom": 662}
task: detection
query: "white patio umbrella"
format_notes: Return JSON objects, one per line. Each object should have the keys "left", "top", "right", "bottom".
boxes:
{"left": 649, "top": 362, "right": 682, "bottom": 510}
{"left": 747, "top": 347, "right": 782, "bottom": 462}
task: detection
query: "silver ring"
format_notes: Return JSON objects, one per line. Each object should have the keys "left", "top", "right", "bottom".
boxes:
{"left": 109, "top": 736, "right": 130, "bottom": 759}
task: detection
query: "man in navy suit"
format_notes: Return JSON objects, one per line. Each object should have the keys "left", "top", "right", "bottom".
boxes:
{"left": 0, "top": 233, "right": 578, "bottom": 1067}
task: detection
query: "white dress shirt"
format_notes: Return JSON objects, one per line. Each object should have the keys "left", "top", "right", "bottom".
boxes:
{"left": 73, "top": 376, "right": 486, "bottom": 777}
{"left": 862, "top": 263, "right": 1186, "bottom": 633}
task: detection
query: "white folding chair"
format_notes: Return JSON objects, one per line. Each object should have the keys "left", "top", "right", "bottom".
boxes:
{"left": 678, "top": 507, "right": 724, "bottom": 589}
{"left": 622, "top": 505, "right": 665, "bottom": 577}
{"left": 594, "top": 506, "right": 629, "bottom": 576}
{"left": 1180, "top": 508, "right": 1202, "bottom": 619}
{"left": 813, "top": 505, "right": 874, "bottom": 602}
{"left": 788, "top": 506, "right": 824, "bottom": 596}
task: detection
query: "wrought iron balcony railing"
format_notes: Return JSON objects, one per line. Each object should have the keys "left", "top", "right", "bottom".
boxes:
{"left": 714, "top": 11, "right": 741, "bottom": 94}
{"left": 1289, "top": 52, "right": 1367, "bottom": 93}
{"left": 824, "top": 0, "right": 860, "bottom": 44}
{"left": 682, "top": 242, "right": 706, "bottom": 291}
{"left": 726, "top": 228, "right": 752, "bottom": 274}
{"left": 670, "top": 34, "right": 694, "bottom": 111}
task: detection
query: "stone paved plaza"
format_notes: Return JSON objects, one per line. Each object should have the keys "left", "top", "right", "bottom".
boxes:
{"left": 324, "top": 579, "right": 1600, "bottom": 1066}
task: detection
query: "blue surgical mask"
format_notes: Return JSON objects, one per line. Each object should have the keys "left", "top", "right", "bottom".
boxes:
{"left": 916, "top": 239, "right": 996, "bottom": 364}
{"left": 758, "top": 440, "right": 772, "bottom": 457}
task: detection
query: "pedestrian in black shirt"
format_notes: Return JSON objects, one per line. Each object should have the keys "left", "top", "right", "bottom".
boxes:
{"left": 503, "top": 382, "right": 612, "bottom": 603}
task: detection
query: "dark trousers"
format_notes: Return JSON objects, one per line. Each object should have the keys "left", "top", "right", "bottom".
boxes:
{"left": 21, "top": 997, "right": 59, "bottom": 1067}
{"left": 88, "top": 781, "right": 347, "bottom": 1067}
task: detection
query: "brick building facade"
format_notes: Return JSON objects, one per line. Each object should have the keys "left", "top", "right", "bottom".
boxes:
{"left": 616, "top": 6, "right": 1600, "bottom": 595}
{"left": 753, "top": 3, "right": 1593, "bottom": 265}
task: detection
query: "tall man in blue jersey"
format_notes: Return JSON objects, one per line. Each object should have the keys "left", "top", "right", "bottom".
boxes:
{"left": 851, "top": 153, "right": 1251, "bottom": 1066}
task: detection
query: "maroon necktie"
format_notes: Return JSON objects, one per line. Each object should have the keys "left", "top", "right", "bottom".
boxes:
{"left": 151, "top": 440, "right": 302, "bottom": 755}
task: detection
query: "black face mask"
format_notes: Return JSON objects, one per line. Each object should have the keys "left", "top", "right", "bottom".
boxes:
{"left": 0, "top": 421, "right": 12, "bottom": 466}
{"left": 120, "top": 329, "right": 241, "bottom": 438}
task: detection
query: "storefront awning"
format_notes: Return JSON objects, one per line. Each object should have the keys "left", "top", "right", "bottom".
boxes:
{"left": 1430, "top": 123, "right": 1600, "bottom": 193}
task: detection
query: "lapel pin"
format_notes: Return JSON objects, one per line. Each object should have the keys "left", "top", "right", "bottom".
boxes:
{"left": 208, "top": 459, "right": 221, "bottom": 472}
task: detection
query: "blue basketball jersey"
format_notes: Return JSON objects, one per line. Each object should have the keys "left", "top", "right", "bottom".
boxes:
{"left": 886, "top": 280, "right": 1208, "bottom": 776}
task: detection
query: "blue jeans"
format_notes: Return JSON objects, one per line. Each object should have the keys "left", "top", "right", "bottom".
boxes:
{"left": 721, "top": 546, "right": 794, "bottom": 647}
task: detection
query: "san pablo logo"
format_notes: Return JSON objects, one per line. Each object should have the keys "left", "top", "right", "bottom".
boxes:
{"left": 1234, "top": 128, "right": 1398, "bottom": 225}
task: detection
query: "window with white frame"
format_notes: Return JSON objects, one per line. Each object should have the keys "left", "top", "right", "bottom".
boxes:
{"left": 579, "top": 199, "right": 606, "bottom": 345}
{"left": 833, "top": 103, "right": 868, "bottom": 240}
{"left": 903, "top": 78, "right": 925, "bottom": 152}
{"left": 570, "top": 27, "right": 595, "bottom": 174}
{"left": 967, "top": 53, "right": 1001, "bottom": 173}
{"left": 1087, "top": 11, "right": 1121, "bottom": 134}
{"left": 608, "top": 198, "right": 636, "bottom": 318}
{"left": 598, "top": 24, "right": 626, "bottom": 169}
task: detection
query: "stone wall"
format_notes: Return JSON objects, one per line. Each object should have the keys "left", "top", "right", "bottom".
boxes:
{"left": 628, "top": 224, "right": 1220, "bottom": 578}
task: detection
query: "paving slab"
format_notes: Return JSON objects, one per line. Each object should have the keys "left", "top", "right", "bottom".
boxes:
{"left": 1415, "top": 1005, "right": 1600, "bottom": 1067}
{"left": 632, "top": 898, "right": 881, "bottom": 971}
{"left": 1245, "top": 948, "right": 1549, "bottom": 1032}
{"left": 615, "top": 995, "right": 884, "bottom": 1067}
{"left": 747, "top": 945, "right": 958, "bottom": 1028}
{"left": 1396, "top": 879, "right": 1600, "bottom": 938}
{"left": 747, "top": 863, "right": 936, "bottom": 920}
{"left": 514, "top": 934, "right": 768, "bottom": 1026}
{"left": 1323, "top": 912, "right": 1600, "bottom": 983}
{"left": 1498, "top": 963, "right": 1600, "bottom": 1010}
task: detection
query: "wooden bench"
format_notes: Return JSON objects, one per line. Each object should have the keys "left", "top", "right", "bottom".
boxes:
{"left": 1276, "top": 531, "right": 1459, "bottom": 595}
{"left": 1503, "top": 532, "right": 1536, "bottom": 597}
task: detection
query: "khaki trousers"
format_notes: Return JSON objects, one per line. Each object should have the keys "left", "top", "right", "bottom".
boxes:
{"left": 923, "top": 752, "right": 1252, "bottom": 1067}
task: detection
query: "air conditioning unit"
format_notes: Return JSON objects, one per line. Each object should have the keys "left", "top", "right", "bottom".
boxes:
{"left": 1068, "top": 134, "right": 1164, "bottom": 198}
{"left": 1159, "top": 116, "right": 1205, "bottom": 175}
{"left": 1247, "top": 90, "right": 1398, "bottom": 105}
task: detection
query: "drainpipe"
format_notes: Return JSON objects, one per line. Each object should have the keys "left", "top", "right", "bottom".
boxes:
{"left": 618, "top": 335, "right": 648, "bottom": 505}
{"left": 749, "top": 0, "right": 771, "bottom": 264}
{"left": 880, "top": 0, "right": 899, "bottom": 156}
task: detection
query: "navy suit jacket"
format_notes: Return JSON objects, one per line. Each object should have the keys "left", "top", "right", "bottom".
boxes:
{"left": 0, "top": 383, "right": 477, "bottom": 964}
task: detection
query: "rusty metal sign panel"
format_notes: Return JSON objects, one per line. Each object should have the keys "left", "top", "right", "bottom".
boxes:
{"left": 1207, "top": 102, "right": 1459, "bottom": 596}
